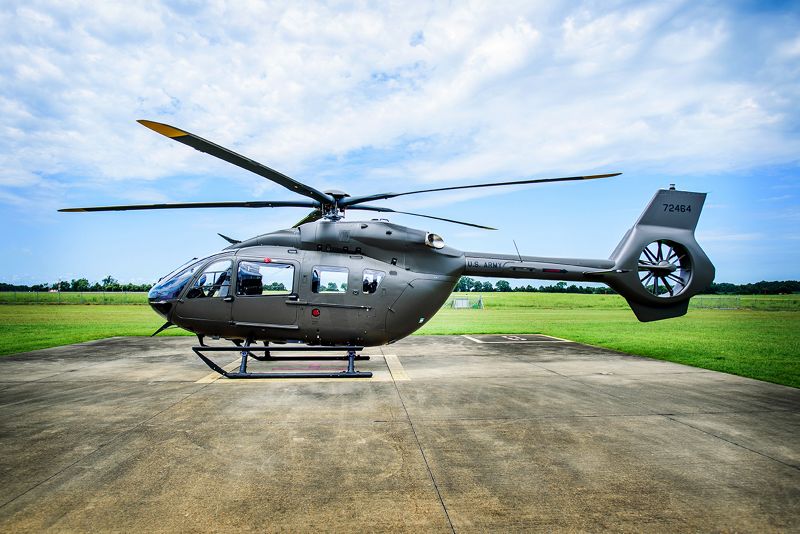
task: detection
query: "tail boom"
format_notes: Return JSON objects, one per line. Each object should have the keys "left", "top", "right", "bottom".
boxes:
{"left": 464, "top": 253, "right": 616, "bottom": 282}
{"left": 462, "top": 188, "right": 715, "bottom": 322}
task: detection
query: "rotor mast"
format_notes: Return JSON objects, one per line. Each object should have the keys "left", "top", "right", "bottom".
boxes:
{"left": 321, "top": 190, "right": 350, "bottom": 221}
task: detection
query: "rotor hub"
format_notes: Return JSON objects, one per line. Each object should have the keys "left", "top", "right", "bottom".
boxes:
{"left": 648, "top": 260, "right": 678, "bottom": 274}
{"left": 324, "top": 190, "right": 350, "bottom": 201}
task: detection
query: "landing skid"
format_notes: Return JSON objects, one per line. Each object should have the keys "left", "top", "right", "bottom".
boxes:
{"left": 192, "top": 341, "right": 373, "bottom": 379}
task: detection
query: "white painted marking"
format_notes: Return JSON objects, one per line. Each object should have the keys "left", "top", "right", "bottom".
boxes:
{"left": 537, "top": 334, "right": 573, "bottom": 342}
{"left": 461, "top": 334, "right": 572, "bottom": 344}
{"left": 479, "top": 340, "right": 571, "bottom": 344}
{"left": 384, "top": 354, "right": 410, "bottom": 381}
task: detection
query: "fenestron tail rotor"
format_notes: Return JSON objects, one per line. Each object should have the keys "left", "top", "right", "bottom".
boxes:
{"left": 637, "top": 240, "right": 692, "bottom": 298}
{"left": 60, "top": 119, "right": 621, "bottom": 230}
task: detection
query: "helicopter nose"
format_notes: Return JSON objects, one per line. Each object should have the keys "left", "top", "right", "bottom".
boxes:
{"left": 149, "top": 300, "right": 173, "bottom": 320}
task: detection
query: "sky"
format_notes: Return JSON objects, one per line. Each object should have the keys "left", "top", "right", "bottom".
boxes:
{"left": 0, "top": 0, "right": 798, "bottom": 286}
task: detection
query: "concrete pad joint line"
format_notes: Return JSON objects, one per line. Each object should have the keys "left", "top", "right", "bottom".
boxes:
{"left": 665, "top": 415, "right": 800, "bottom": 471}
{"left": 390, "top": 381, "right": 456, "bottom": 533}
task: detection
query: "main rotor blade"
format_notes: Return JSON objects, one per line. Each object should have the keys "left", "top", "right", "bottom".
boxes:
{"left": 342, "top": 173, "right": 620, "bottom": 207}
{"left": 350, "top": 205, "right": 496, "bottom": 230}
{"left": 138, "top": 120, "right": 334, "bottom": 205}
{"left": 292, "top": 209, "right": 323, "bottom": 228}
{"left": 59, "top": 200, "right": 319, "bottom": 212}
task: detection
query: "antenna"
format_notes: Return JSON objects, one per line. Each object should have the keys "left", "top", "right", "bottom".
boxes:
{"left": 513, "top": 240, "right": 523, "bottom": 262}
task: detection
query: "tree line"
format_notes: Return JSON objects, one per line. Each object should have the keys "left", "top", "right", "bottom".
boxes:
{"left": 0, "top": 276, "right": 152, "bottom": 293}
{"left": 702, "top": 280, "right": 800, "bottom": 295}
{"left": 454, "top": 277, "right": 616, "bottom": 293}
{"left": 1, "top": 277, "right": 798, "bottom": 295}
{"left": 454, "top": 277, "right": 800, "bottom": 295}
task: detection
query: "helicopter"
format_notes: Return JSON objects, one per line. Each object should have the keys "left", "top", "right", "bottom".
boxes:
{"left": 61, "top": 120, "right": 715, "bottom": 379}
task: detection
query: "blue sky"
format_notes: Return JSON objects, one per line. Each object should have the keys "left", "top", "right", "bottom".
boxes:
{"left": 0, "top": 0, "right": 798, "bottom": 285}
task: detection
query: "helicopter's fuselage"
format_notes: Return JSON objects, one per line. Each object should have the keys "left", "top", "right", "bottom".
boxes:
{"left": 150, "top": 220, "right": 464, "bottom": 346}
{"left": 149, "top": 187, "right": 717, "bottom": 346}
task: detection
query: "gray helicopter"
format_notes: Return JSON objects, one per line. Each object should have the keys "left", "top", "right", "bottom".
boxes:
{"left": 61, "top": 120, "right": 715, "bottom": 379}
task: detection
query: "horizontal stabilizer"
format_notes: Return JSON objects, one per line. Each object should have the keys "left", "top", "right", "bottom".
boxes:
{"left": 626, "top": 299, "right": 689, "bottom": 322}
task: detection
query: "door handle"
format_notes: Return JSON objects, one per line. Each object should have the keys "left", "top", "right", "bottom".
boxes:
{"left": 286, "top": 294, "right": 299, "bottom": 301}
{"left": 223, "top": 296, "right": 234, "bottom": 302}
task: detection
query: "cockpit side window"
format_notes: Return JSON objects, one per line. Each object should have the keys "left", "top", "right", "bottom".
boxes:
{"left": 237, "top": 261, "right": 294, "bottom": 296}
{"left": 187, "top": 260, "right": 233, "bottom": 299}
{"left": 311, "top": 266, "right": 348, "bottom": 293}
{"left": 362, "top": 269, "right": 385, "bottom": 294}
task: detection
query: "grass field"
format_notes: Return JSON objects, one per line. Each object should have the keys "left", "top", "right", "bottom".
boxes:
{"left": 0, "top": 291, "right": 150, "bottom": 304}
{"left": 2, "top": 291, "right": 799, "bottom": 310}
{"left": 0, "top": 294, "right": 797, "bottom": 388}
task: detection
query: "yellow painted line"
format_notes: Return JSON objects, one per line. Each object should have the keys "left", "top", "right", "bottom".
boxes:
{"left": 384, "top": 354, "right": 410, "bottom": 381}
{"left": 195, "top": 358, "right": 240, "bottom": 384}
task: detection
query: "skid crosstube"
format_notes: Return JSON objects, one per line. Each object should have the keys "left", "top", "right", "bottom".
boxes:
{"left": 192, "top": 344, "right": 373, "bottom": 379}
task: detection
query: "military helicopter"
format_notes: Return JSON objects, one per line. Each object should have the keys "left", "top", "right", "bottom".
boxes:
{"left": 61, "top": 120, "right": 715, "bottom": 379}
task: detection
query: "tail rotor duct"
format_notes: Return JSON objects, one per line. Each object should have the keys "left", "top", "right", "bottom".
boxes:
{"left": 637, "top": 240, "right": 692, "bottom": 298}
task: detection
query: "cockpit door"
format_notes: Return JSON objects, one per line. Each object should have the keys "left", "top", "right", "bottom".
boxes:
{"left": 174, "top": 258, "right": 234, "bottom": 326}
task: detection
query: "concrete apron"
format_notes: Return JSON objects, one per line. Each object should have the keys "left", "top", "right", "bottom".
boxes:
{"left": 0, "top": 335, "right": 797, "bottom": 532}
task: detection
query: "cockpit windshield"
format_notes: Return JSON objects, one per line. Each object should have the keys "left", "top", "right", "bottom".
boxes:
{"left": 148, "top": 258, "right": 205, "bottom": 301}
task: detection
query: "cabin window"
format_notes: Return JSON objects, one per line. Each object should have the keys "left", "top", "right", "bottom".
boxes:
{"left": 187, "top": 259, "right": 232, "bottom": 299}
{"left": 311, "top": 266, "right": 348, "bottom": 293}
{"left": 362, "top": 269, "right": 385, "bottom": 294}
{"left": 237, "top": 261, "right": 294, "bottom": 296}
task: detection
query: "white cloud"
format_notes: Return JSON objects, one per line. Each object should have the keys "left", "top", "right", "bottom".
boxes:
{"left": 0, "top": 0, "right": 798, "bottom": 211}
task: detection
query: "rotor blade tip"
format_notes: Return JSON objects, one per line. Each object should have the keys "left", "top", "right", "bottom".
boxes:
{"left": 137, "top": 119, "right": 187, "bottom": 138}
